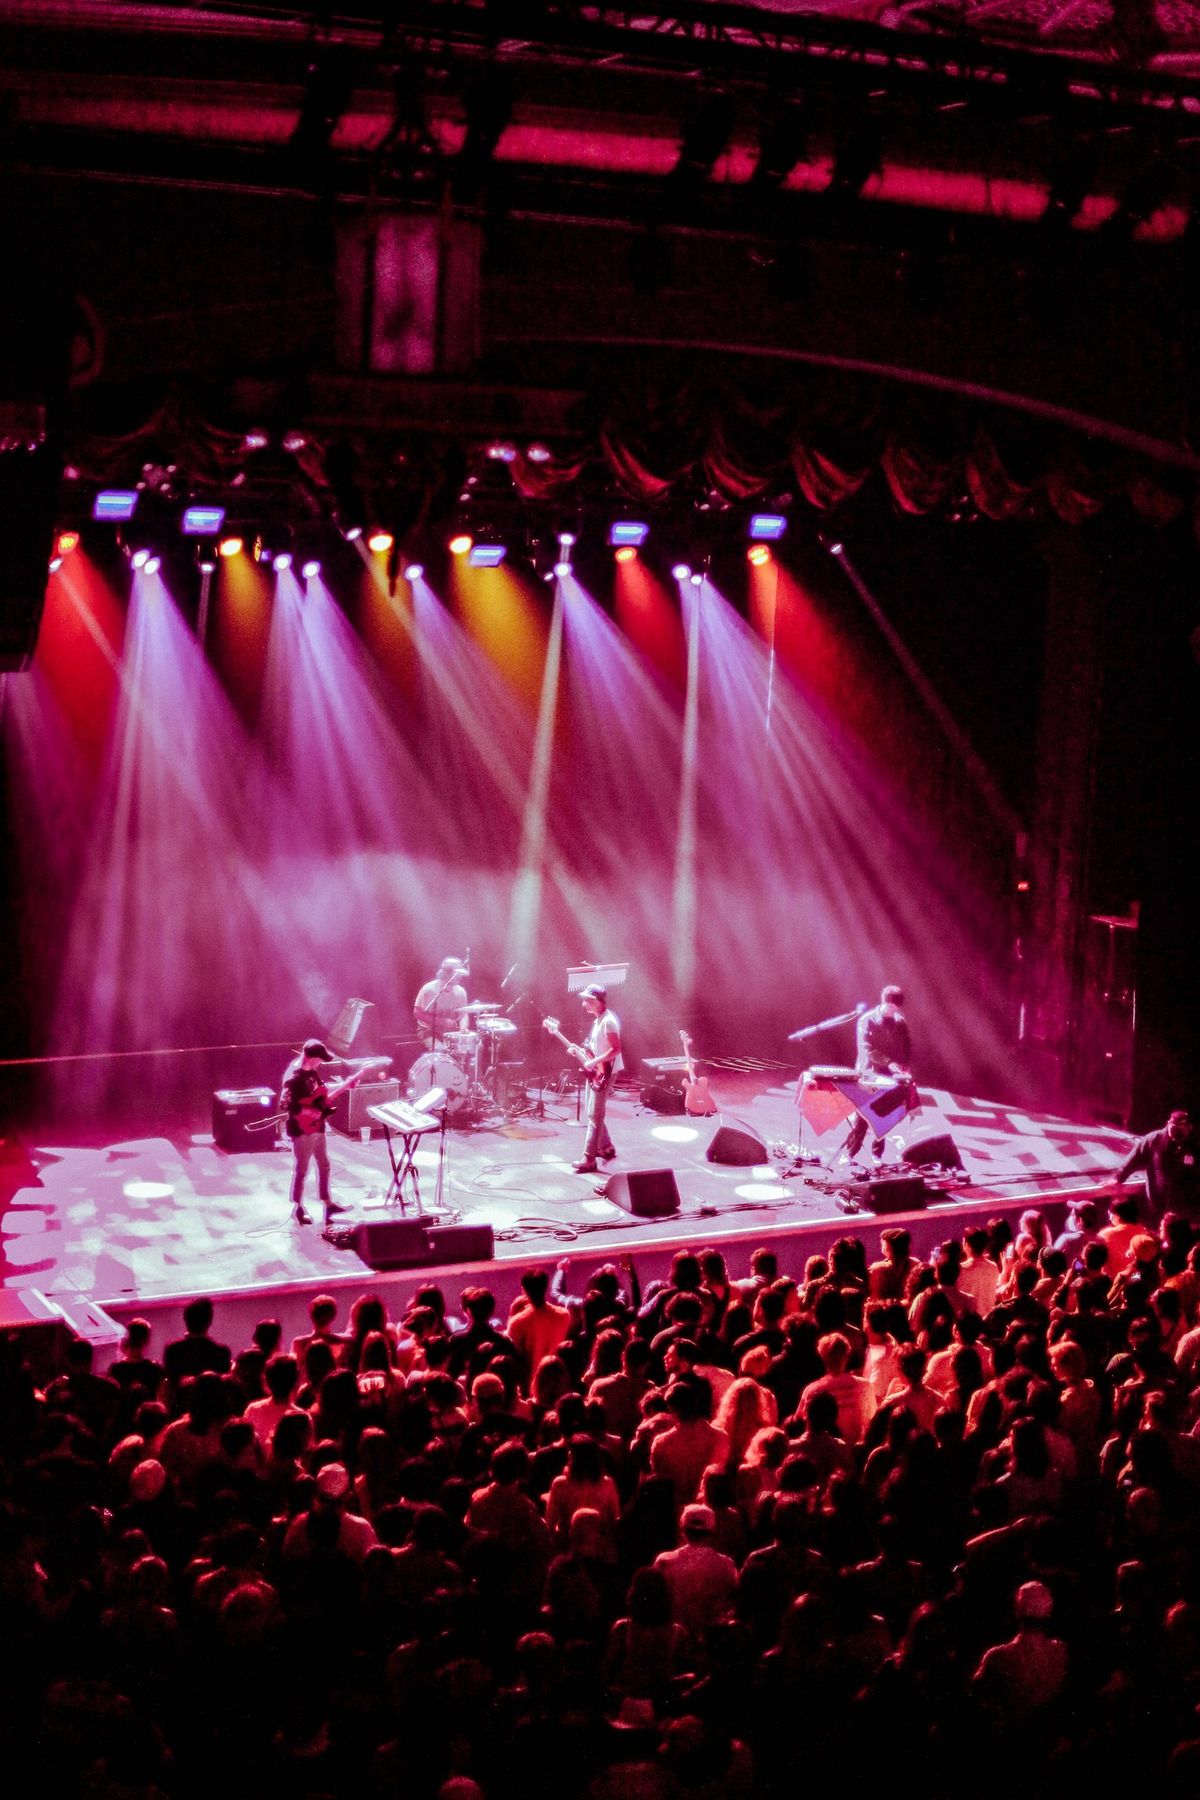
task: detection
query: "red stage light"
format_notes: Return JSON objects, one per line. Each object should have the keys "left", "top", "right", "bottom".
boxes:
{"left": 615, "top": 546, "right": 637, "bottom": 564}
{"left": 55, "top": 530, "right": 80, "bottom": 557}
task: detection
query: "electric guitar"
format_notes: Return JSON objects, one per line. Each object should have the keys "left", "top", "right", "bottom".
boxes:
{"left": 542, "top": 1017, "right": 612, "bottom": 1091}
{"left": 679, "top": 1031, "right": 718, "bottom": 1116}
{"left": 249, "top": 1056, "right": 393, "bottom": 1134}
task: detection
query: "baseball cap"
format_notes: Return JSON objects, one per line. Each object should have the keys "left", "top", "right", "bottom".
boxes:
{"left": 580, "top": 983, "right": 607, "bottom": 1003}
{"left": 302, "top": 1039, "right": 335, "bottom": 1061}
{"left": 681, "top": 1503, "right": 716, "bottom": 1534}
{"left": 315, "top": 1462, "right": 351, "bottom": 1499}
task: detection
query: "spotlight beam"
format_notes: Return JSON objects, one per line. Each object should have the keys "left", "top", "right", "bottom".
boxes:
{"left": 831, "top": 546, "right": 1024, "bottom": 838}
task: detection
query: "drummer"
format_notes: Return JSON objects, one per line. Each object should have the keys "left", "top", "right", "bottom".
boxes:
{"left": 414, "top": 957, "right": 469, "bottom": 1049}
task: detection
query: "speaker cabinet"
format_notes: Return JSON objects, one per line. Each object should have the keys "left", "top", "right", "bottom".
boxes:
{"left": 426, "top": 1223, "right": 496, "bottom": 1264}
{"left": 639, "top": 1057, "right": 687, "bottom": 1114}
{"left": 351, "top": 1218, "right": 430, "bottom": 1270}
{"left": 706, "top": 1124, "right": 768, "bottom": 1166}
{"left": 328, "top": 997, "right": 384, "bottom": 1058}
{"left": 329, "top": 1079, "right": 401, "bottom": 1136}
{"left": 901, "top": 1133, "right": 964, "bottom": 1172}
{"left": 212, "top": 1088, "right": 279, "bottom": 1150}
{"left": 604, "top": 1168, "right": 681, "bottom": 1218}
{"left": 864, "top": 1174, "right": 928, "bottom": 1214}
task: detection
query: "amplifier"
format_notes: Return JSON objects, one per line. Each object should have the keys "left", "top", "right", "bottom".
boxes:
{"left": 328, "top": 996, "right": 384, "bottom": 1058}
{"left": 212, "top": 1088, "right": 278, "bottom": 1151}
{"left": 639, "top": 1056, "right": 689, "bottom": 1114}
{"left": 330, "top": 1079, "right": 401, "bottom": 1137}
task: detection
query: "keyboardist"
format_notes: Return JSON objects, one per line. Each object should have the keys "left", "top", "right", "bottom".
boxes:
{"left": 845, "top": 985, "right": 913, "bottom": 1164}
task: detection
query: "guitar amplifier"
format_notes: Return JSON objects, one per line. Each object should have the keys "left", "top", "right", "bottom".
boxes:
{"left": 639, "top": 1056, "right": 688, "bottom": 1114}
{"left": 330, "top": 1079, "right": 401, "bottom": 1136}
{"left": 212, "top": 1088, "right": 279, "bottom": 1150}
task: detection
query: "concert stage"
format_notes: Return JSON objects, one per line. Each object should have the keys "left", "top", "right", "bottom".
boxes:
{"left": 1, "top": 1069, "right": 1134, "bottom": 1344}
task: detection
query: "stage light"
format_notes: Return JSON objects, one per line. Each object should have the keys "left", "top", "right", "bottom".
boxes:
{"left": 242, "top": 431, "right": 269, "bottom": 451}
{"left": 273, "top": 551, "right": 292, "bottom": 571}
{"left": 55, "top": 530, "right": 80, "bottom": 557}
{"left": 343, "top": 524, "right": 363, "bottom": 542}
{"left": 301, "top": 558, "right": 321, "bottom": 579}
{"left": 558, "top": 531, "right": 576, "bottom": 548}
{"left": 48, "top": 555, "right": 63, "bottom": 572}
{"left": 689, "top": 571, "right": 702, "bottom": 586}
{"left": 486, "top": 441, "right": 517, "bottom": 462}
{"left": 749, "top": 513, "right": 787, "bottom": 540}
{"left": 828, "top": 540, "right": 844, "bottom": 557}
{"left": 182, "top": 505, "right": 225, "bottom": 535}
{"left": 93, "top": 489, "right": 138, "bottom": 521}
{"left": 527, "top": 442, "right": 552, "bottom": 463}
{"left": 449, "top": 533, "right": 473, "bottom": 557}
{"left": 281, "top": 430, "right": 308, "bottom": 453}
{"left": 609, "top": 520, "right": 649, "bottom": 547}
{"left": 367, "top": 530, "right": 394, "bottom": 554}
{"left": 615, "top": 546, "right": 637, "bottom": 564}
{"left": 748, "top": 544, "right": 771, "bottom": 566}
{"left": 255, "top": 543, "right": 272, "bottom": 563}
{"left": 218, "top": 535, "right": 243, "bottom": 558}
{"left": 554, "top": 560, "right": 572, "bottom": 577}
{"left": 199, "top": 557, "right": 216, "bottom": 573}
{"left": 672, "top": 563, "right": 691, "bottom": 580}
{"left": 468, "top": 544, "right": 506, "bottom": 566}
{"left": 403, "top": 562, "right": 424, "bottom": 581}
{"left": 144, "top": 555, "right": 162, "bottom": 575}
{"left": 131, "top": 548, "right": 150, "bottom": 570}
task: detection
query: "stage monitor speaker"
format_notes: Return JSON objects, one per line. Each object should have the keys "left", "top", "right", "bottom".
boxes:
{"left": 329, "top": 1079, "right": 400, "bottom": 1136}
{"left": 706, "top": 1124, "right": 769, "bottom": 1166}
{"left": 328, "top": 997, "right": 384, "bottom": 1058}
{"left": 901, "top": 1132, "right": 964, "bottom": 1172}
{"left": 864, "top": 1173, "right": 929, "bottom": 1214}
{"left": 352, "top": 1218, "right": 430, "bottom": 1270}
{"left": 426, "top": 1223, "right": 496, "bottom": 1264}
{"left": 604, "top": 1168, "right": 681, "bottom": 1218}
{"left": 212, "top": 1088, "right": 278, "bottom": 1150}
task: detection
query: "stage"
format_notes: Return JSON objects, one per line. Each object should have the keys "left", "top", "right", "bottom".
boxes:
{"left": 0, "top": 1067, "right": 1134, "bottom": 1324}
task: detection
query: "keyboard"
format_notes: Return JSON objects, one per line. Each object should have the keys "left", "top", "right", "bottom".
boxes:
{"left": 367, "top": 1099, "right": 443, "bottom": 1135}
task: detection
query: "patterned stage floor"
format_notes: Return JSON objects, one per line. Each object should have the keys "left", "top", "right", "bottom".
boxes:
{"left": 1, "top": 1073, "right": 1135, "bottom": 1309}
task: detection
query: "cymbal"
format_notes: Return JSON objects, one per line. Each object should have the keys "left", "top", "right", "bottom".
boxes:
{"left": 467, "top": 1001, "right": 501, "bottom": 1014}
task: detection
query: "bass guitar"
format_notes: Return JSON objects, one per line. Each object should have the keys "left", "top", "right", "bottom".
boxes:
{"left": 542, "top": 1017, "right": 611, "bottom": 1091}
{"left": 248, "top": 1056, "right": 393, "bottom": 1134}
{"left": 679, "top": 1031, "right": 718, "bottom": 1116}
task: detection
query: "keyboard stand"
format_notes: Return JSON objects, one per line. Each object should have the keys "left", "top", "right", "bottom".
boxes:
{"left": 378, "top": 1122, "right": 426, "bottom": 1212}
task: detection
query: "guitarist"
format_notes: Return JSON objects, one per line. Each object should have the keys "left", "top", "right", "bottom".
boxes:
{"left": 575, "top": 984, "right": 622, "bottom": 1174}
{"left": 280, "top": 1039, "right": 350, "bottom": 1227}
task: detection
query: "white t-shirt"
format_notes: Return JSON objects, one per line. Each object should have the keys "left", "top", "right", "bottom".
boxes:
{"left": 415, "top": 976, "right": 468, "bottom": 1039}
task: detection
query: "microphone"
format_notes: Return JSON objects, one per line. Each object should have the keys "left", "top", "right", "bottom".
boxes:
{"left": 500, "top": 963, "right": 518, "bottom": 991}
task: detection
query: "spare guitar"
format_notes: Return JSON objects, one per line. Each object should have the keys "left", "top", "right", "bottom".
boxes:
{"left": 679, "top": 1031, "right": 718, "bottom": 1116}
{"left": 542, "top": 1017, "right": 611, "bottom": 1090}
{"left": 247, "top": 1056, "right": 393, "bottom": 1133}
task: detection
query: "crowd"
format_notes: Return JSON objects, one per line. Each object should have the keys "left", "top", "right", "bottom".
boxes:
{"left": 5, "top": 1187, "right": 1200, "bottom": 1797}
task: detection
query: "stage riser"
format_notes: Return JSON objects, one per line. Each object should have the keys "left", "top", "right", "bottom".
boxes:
{"left": 94, "top": 1189, "right": 1092, "bottom": 1351}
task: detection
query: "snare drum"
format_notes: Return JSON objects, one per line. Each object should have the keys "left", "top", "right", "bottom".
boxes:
{"left": 408, "top": 1053, "right": 469, "bottom": 1115}
{"left": 445, "top": 1030, "right": 481, "bottom": 1065}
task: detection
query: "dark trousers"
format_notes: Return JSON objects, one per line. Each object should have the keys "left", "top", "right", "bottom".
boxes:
{"left": 845, "top": 1114, "right": 886, "bottom": 1160}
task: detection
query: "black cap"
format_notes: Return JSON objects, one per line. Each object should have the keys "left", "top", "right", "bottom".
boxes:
{"left": 302, "top": 1039, "right": 335, "bottom": 1061}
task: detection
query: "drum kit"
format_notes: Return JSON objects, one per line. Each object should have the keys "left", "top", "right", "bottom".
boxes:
{"left": 407, "top": 1000, "right": 521, "bottom": 1119}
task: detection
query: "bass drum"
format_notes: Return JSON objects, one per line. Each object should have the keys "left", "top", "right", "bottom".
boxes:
{"left": 407, "top": 1052, "right": 469, "bottom": 1116}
